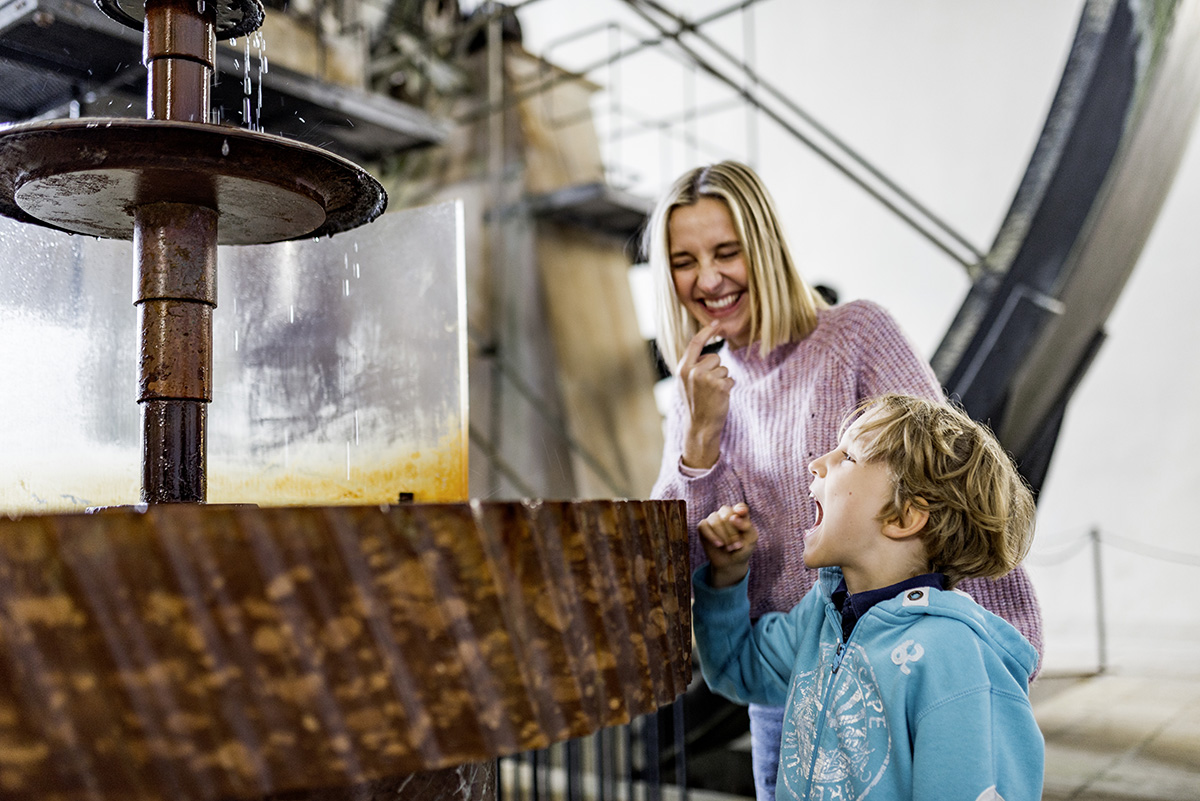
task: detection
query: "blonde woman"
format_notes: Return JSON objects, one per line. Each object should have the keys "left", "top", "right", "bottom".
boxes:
{"left": 645, "top": 161, "right": 1043, "bottom": 801}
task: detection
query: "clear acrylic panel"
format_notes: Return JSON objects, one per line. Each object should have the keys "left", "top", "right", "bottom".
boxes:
{"left": 0, "top": 201, "right": 467, "bottom": 513}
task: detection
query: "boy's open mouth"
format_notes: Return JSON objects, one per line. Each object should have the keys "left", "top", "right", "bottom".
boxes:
{"left": 811, "top": 497, "right": 823, "bottom": 527}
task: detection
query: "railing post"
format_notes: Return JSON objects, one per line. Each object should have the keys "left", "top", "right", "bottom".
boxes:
{"left": 643, "top": 712, "right": 661, "bottom": 801}
{"left": 1091, "top": 526, "right": 1108, "bottom": 674}
{"left": 673, "top": 697, "right": 688, "bottom": 801}
{"left": 567, "top": 740, "right": 583, "bottom": 801}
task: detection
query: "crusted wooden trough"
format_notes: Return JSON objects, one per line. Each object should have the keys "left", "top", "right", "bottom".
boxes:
{"left": 0, "top": 499, "right": 691, "bottom": 800}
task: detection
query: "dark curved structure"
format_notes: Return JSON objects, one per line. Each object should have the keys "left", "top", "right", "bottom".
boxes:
{"left": 933, "top": 0, "right": 1200, "bottom": 493}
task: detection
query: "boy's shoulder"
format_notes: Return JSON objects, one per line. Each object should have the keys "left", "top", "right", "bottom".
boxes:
{"left": 872, "top": 584, "right": 1039, "bottom": 680}
{"left": 876, "top": 582, "right": 997, "bottom": 629}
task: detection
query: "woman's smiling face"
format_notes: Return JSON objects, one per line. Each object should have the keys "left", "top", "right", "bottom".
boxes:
{"left": 667, "top": 196, "right": 753, "bottom": 348}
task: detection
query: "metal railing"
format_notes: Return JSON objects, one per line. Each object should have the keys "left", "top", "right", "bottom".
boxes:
{"left": 499, "top": 699, "right": 692, "bottom": 801}
{"left": 1027, "top": 526, "right": 1200, "bottom": 675}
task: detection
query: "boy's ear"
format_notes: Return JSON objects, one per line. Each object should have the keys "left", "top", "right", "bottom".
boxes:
{"left": 882, "top": 499, "right": 929, "bottom": 540}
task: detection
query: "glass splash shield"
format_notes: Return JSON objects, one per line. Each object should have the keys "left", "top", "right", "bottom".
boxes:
{"left": 0, "top": 201, "right": 467, "bottom": 512}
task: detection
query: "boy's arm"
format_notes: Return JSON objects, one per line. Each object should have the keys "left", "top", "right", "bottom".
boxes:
{"left": 911, "top": 688, "right": 1045, "bottom": 801}
{"left": 693, "top": 503, "right": 808, "bottom": 705}
{"left": 692, "top": 564, "right": 807, "bottom": 707}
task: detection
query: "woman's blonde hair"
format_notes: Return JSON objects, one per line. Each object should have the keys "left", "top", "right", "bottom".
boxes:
{"left": 847, "top": 394, "right": 1037, "bottom": 588}
{"left": 643, "top": 161, "right": 827, "bottom": 371}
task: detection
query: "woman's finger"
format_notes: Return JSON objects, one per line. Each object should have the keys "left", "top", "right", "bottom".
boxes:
{"left": 677, "top": 320, "right": 721, "bottom": 375}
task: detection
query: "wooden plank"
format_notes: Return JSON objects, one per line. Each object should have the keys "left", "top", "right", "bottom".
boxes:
{"left": 536, "top": 222, "right": 664, "bottom": 499}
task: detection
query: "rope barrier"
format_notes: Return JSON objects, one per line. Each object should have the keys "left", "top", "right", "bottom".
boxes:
{"left": 1098, "top": 530, "right": 1200, "bottom": 567}
{"left": 1025, "top": 530, "right": 1093, "bottom": 566}
{"left": 1028, "top": 527, "right": 1200, "bottom": 568}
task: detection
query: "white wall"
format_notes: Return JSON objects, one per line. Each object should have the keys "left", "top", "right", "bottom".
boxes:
{"left": 517, "top": 0, "right": 1200, "bottom": 676}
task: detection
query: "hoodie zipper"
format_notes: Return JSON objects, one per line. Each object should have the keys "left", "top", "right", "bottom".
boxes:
{"left": 802, "top": 635, "right": 852, "bottom": 797}
{"left": 831, "top": 640, "right": 847, "bottom": 675}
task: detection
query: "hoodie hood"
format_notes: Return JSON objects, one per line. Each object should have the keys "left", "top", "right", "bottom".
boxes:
{"left": 816, "top": 566, "right": 1039, "bottom": 685}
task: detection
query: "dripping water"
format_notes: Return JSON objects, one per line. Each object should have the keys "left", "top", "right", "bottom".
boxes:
{"left": 220, "top": 28, "right": 269, "bottom": 131}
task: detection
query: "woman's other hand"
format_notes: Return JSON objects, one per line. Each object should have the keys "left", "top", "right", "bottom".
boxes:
{"left": 678, "top": 321, "right": 733, "bottom": 470}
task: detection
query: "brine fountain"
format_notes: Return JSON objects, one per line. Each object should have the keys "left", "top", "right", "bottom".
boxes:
{"left": 0, "top": 1, "right": 690, "bottom": 798}
{"left": 0, "top": 0, "right": 386, "bottom": 503}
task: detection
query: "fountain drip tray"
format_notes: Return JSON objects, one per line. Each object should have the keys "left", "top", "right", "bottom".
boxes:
{"left": 0, "top": 118, "right": 387, "bottom": 244}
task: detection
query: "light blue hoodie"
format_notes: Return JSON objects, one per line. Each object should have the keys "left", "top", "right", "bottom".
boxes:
{"left": 693, "top": 565, "right": 1044, "bottom": 801}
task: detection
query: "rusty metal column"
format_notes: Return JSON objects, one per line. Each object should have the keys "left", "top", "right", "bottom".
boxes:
{"left": 136, "top": 0, "right": 218, "bottom": 503}
{"left": 144, "top": 0, "right": 215, "bottom": 122}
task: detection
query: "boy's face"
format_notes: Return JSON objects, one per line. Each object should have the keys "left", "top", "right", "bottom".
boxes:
{"left": 804, "top": 412, "right": 895, "bottom": 576}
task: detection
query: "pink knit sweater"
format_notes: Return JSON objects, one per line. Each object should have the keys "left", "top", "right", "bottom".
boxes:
{"left": 652, "top": 299, "right": 1044, "bottom": 663}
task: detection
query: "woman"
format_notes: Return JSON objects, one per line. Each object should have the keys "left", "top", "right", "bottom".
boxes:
{"left": 646, "top": 161, "right": 1043, "bottom": 801}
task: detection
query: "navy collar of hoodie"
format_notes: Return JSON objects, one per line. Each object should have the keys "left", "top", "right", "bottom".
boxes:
{"left": 831, "top": 573, "right": 948, "bottom": 643}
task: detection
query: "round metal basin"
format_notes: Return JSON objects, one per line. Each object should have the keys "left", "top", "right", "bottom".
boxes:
{"left": 0, "top": 119, "right": 387, "bottom": 245}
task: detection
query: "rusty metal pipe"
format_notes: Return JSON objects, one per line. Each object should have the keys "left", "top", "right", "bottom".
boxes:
{"left": 143, "top": 0, "right": 216, "bottom": 122}
{"left": 134, "top": 201, "right": 217, "bottom": 503}
{"left": 134, "top": 0, "right": 219, "bottom": 503}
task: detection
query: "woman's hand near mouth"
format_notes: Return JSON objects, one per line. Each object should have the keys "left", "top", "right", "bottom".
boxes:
{"left": 677, "top": 320, "right": 733, "bottom": 470}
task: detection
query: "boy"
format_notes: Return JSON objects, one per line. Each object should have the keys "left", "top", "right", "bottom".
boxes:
{"left": 693, "top": 394, "right": 1043, "bottom": 800}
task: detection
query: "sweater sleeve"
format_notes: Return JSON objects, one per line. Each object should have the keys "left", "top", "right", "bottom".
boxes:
{"left": 691, "top": 566, "right": 813, "bottom": 707}
{"left": 651, "top": 391, "right": 747, "bottom": 572}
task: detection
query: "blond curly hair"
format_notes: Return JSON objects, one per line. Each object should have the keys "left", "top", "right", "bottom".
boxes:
{"left": 847, "top": 394, "right": 1036, "bottom": 588}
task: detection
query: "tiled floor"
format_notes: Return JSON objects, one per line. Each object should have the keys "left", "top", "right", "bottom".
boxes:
{"left": 1033, "top": 671, "right": 1200, "bottom": 800}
